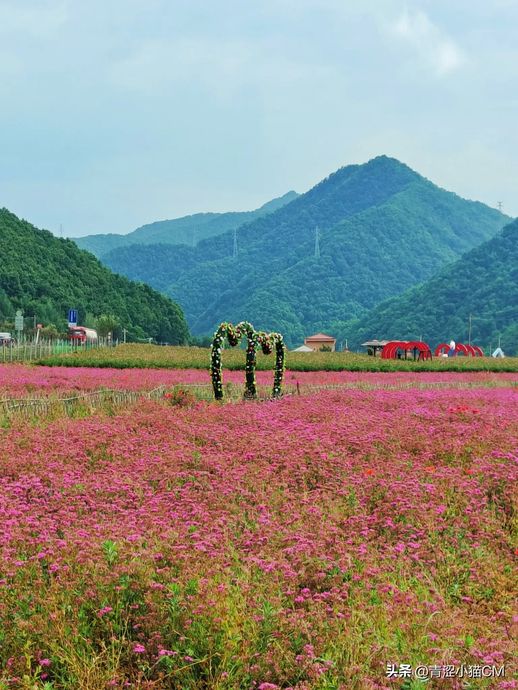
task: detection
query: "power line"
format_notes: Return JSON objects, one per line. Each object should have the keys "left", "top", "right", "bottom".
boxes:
{"left": 232, "top": 228, "right": 238, "bottom": 258}
{"left": 314, "top": 226, "right": 320, "bottom": 259}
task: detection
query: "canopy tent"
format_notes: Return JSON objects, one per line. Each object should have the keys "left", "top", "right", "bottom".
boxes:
{"left": 292, "top": 344, "right": 314, "bottom": 352}
{"left": 361, "top": 339, "right": 389, "bottom": 356}
{"left": 381, "top": 340, "right": 432, "bottom": 360}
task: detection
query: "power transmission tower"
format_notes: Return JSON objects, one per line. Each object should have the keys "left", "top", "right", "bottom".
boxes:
{"left": 497, "top": 201, "right": 503, "bottom": 213}
{"left": 314, "top": 226, "right": 320, "bottom": 259}
{"left": 232, "top": 227, "right": 238, "bottom": 258}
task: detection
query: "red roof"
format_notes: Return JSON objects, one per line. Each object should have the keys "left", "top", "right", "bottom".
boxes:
{"left": 304, "top": 333, "right": 336, "bottom": 342}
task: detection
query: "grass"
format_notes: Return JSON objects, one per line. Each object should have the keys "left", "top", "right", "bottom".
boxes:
{"left": 0, "top": 387, "right": 166, "bottom": 427}
{"left": 35, "top": 344, "right": 518, "bottom": 372}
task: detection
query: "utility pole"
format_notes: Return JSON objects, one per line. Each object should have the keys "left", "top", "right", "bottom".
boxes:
{"left": 59, "top": 224, "right": 64, "bottom": 238}
{"left": 232, "top": 227, "right": 238, "bottom": 259}
{"left": 123, "top": 328, "right": 127, "bottom": 344}
{"left": 314, "top": 226, "right": 320, "bottom": 259}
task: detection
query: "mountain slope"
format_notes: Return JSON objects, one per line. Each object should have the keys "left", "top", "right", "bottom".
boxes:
{"left": 345, "top": 218, "right": 518, "bottom": 354}
{"left": 102, "top": 156, "right": 508, "bottom": 345}
{"left": 0, "top": 209, "right": 189, "bottom": 343}
{"left": 75, "top": 191, "right": 298, "bottom": 258}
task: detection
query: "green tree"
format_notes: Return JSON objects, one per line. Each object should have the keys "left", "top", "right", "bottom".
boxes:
{"left": 40, "top": 324, "right": 60, "bottom": 339}
{"left": 0, "top": 208, "right": 190, "bottom": 344}
{"left": 95, "top": 314, "right": 120, "bottom": 338}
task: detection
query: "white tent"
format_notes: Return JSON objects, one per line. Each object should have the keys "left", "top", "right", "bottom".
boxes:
{"left": 492, "top": 347, "right": 505, "bottom": 358}
{"left": 292, "top": 344, "right": 314, "bottom": 352}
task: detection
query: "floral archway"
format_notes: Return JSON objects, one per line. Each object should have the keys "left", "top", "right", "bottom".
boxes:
{"left": 210, "top": 321, "right": 286, "bottom": 400}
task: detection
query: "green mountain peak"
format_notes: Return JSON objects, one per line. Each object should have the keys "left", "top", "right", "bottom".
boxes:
{"left": 100, "top": 156, "right": 507, "bottom": 346}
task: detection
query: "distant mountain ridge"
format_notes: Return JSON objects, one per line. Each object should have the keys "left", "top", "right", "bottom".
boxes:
{"left": 102, "top": 156, "right": 507, "bottom": 345}
{"left": 345, "top": 217, "right": 518, "bottom": 354}
{"left": 74, "top": 191, "right": 298, "bottom": 258}
{"left": 0, "top": 209, "right": 189, "bottom": 343}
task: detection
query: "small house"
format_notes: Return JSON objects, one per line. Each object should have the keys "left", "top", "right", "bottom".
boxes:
{"left": 303, "top": 333, "right": 336, "bottom": 352}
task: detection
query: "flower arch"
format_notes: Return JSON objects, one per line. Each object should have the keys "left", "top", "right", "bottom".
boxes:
{"left": 210, "top": 321, "right": 286, "bottom": 400}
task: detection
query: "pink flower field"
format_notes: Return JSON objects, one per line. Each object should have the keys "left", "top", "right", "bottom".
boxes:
{"left": 0, "top": 374, "right": 517, "bottom": 689}
{"left": 1, "top": 363, "right": 517, "bottom": 395}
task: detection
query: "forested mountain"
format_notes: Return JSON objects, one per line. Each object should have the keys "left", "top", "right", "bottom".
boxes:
{"left": 75, "top": 191, "right": 298, "bottom": 258}
{"left": 102, "top": 156, "right": 507, "bottom": 346}
{"left": 345, "top": 218, "right": 518, "bottom": 354}
{"left": 0, "top": 209, "right": 189, "bottom": 343}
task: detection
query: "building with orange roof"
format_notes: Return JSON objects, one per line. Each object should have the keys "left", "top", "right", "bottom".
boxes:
{"left": 303, "top": 333, "right": 337, "bottom": 352}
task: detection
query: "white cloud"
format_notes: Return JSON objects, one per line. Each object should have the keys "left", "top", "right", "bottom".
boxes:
{"left": 391, "top": 8, "right": 466, "bottom": 76}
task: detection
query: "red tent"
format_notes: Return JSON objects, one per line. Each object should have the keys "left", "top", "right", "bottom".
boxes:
{"left": 381, "top": 341, "right": 432, "bottom": 360}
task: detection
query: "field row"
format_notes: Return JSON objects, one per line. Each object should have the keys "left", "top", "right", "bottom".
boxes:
{"left": 1, "top": 364, "right": 517, "bottom": 396}
{"left": 34, "top": 344, "right": 518, "bottom": 372}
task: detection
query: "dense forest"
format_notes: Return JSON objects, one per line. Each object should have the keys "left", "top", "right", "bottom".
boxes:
{"left": 102, "top": 156, "right": 507, "bottom": 346}
{"left": 75, "top": 191, "right": 298, "bottom": 258}
{"left": 345, "top": 218, "right": 518, "bottom": 354}
{"left": 0, "top": 209, "right": 189, "bottom": 343}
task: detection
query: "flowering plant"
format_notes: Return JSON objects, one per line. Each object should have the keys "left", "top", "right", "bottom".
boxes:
{"left": 163, "top": 388, "right": 196, "bottom": 407}
{"left": 210, "top": 322, "right": 286, "bottom": 400}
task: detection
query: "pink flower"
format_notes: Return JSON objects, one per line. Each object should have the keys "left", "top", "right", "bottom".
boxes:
{"left": 132, "top": 644, "right": 146, "bottom": 654}
{"left": 97, "top": 606, "right": 113, "bottom": 616}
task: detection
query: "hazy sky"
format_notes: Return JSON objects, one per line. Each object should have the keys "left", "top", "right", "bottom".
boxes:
{"left": 0, "top": 0, "right": 516, "bottom": 237}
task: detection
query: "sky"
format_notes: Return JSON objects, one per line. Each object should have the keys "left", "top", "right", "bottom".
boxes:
{"left": 0, "top": 0, "right": 517, "bottom": 237}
